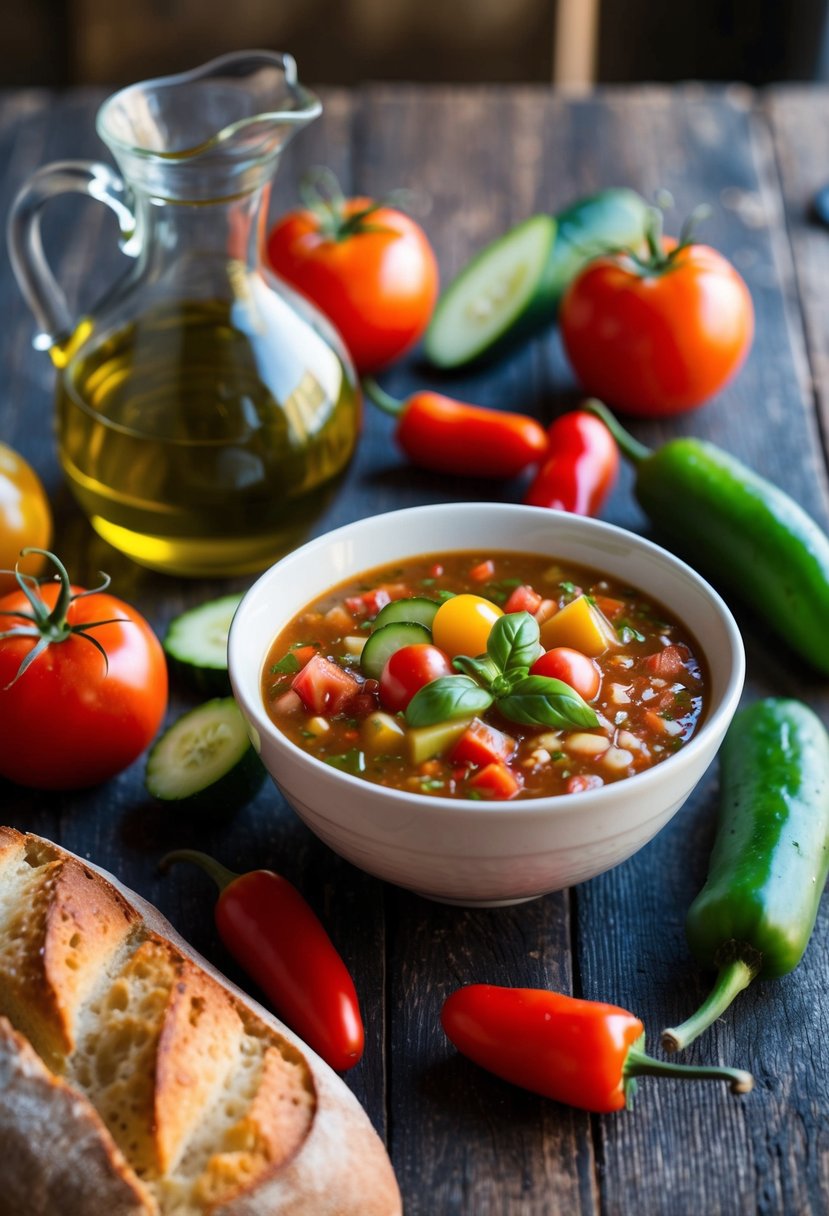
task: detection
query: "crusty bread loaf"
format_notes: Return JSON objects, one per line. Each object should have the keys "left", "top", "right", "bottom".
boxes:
{"left": 0, "top": 827, "right": 401, "bottom": 1216}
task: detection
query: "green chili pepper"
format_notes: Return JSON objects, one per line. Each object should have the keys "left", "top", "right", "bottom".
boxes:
{"left": 662, "top": 698, "right": 829, "bottom": 1052}
{"left": 587, "top": 400, "right": 829, "bottom": 676}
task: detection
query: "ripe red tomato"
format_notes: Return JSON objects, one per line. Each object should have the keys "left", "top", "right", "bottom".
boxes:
{"left": 560, "top": 240, "right": 754, "bottom": 416}
{"left": 379, "top": 644, "right": 453, "bottom": 714}
{"left": 531, "top": 647, "right": 601, "bottom": 702}
{"left": 0, "top": 562, "right": 168, "bottom": 789}
{"left": 267, "top": 194, "right": 439, "bottom": 373}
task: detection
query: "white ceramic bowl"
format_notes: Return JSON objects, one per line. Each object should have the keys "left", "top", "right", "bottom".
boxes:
{"left": 229, "top": 503, "right": 744, "bottom": 906}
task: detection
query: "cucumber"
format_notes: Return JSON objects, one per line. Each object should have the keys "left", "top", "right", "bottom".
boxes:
{"left": 360, "top": 622, "right": 432, "bottom": 680}
{"left": 371, "top": 597, "right": 439, "bottom": 633}
{"left": 145, "top": 697, "right": 265, "bottom": 812}
{"left": 163, "top": 594, "right": 243, "bottom": 695}
{"left": 424, "top": 187, "right": 649, "bottom": 369}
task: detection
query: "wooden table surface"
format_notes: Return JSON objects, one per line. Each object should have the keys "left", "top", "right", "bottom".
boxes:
{"left": 3, "top": 82, "right": 829, "bottom": 1215}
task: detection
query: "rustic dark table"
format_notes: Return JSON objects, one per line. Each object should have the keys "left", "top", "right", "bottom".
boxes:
{"left": 3, "top": 82, "right": 829, "bottom": 1215}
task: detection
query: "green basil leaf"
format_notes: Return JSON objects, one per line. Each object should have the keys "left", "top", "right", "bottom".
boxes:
{"left": 406, "top": 676, "right": 494, "bottom": 728}
{"left": 487, "top": 611, "right": 543, "bottom": 674}
{"left": 496, "top": 675, "right": 599, "bottom": 729}
{"left": 453, "top": 654, "right": 500, "bottom": 688}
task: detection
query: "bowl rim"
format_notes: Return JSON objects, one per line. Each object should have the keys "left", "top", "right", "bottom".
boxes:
{"left": 229, "top": 502, "right": 746, "bottom": 818}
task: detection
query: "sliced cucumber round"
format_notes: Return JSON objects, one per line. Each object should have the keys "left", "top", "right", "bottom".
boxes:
{"left": 145, "top": 697, "right": 265, "bottom": 812}
{"left": 163, "top": 594, "right": 244, "bottom": 695}
{"left": 424, "top": 214, "right": 557, "bottom": 369}
{"left": 371, "top": 597, "right": 439, "bottom": 633}
{"left": 360, "top": 622, "right": 432, "bottom": 680}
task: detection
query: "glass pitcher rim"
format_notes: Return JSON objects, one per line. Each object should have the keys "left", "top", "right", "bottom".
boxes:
{"left": 96, "top": 50, "right": 322, "bottom": 163}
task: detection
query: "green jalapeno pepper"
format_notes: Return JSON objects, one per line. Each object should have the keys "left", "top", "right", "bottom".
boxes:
{"left": 587, "top": 401, "right": 829, "bottom": 675}
{"left": 662, "top": 698, "right": 829, "bottom": 1052}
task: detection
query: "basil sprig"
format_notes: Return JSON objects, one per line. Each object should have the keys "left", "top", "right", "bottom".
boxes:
{"left": 405, "top": 611, "right": 599, "bottom": 730}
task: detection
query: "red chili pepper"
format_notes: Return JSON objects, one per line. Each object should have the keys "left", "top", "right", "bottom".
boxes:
{"left": 362, "top": 377, "right": 548, "bottom": 478}
{"left": 523, "top": 406, "right": 619, "bottom": 514}
{"left": 441, "top": 985, "right": 752, "bottom": 1113}
{"left": 162, "top": 850, "right": 365, "bottom": 1072}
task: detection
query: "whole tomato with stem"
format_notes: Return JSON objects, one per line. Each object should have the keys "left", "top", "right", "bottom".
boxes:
{"left": 0, "top": 443, "right": 53, "bottom": 597}
{"left": 267, "top": 168, "right": 439, "bottom": 374}
{"left": 560, "top": 205, "right": 754, "bottom": 416}
{"left": 0, "top": 549, "right": 168, "bottom": 789}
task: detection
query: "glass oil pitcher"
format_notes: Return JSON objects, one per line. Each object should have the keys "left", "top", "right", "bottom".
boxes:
{"left": 8, "top": 52, "right": 360, "bottom": 576}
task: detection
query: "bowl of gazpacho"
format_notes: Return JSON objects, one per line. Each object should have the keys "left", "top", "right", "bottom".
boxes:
{"left": 228, "top": 503, "right": 744, "bottom": 905}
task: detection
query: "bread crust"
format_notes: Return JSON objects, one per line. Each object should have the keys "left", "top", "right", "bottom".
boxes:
{"left": 0, "top": 829, "right": 401, "bottom": 1216}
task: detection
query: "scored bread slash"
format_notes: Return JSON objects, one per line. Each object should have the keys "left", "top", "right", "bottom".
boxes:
{"left": 145, "top": 698, "right": 265, "bottom": 811}
{"left": 163, "top": 594, "right": 243, "bottom": 695}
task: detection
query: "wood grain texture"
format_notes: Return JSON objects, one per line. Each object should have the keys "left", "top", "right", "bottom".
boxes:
{"left": 1, "top": 82, "right": 829, "bottom": 1215}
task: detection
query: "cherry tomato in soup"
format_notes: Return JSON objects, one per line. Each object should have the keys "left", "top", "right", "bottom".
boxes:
{"left": 0, "top": 443, "right": 53, "bottom": 596}
{"left": 0, "top": 552, "right": 167, "bottom": 789}
{"left": 267, "top": 176, "right": 439, "bottom": 374}
{"left": 380, "top": 644, "right": 453, "bottom": 714}
{"left": 431, "top": 593, "right": 503, "bottom": 659}
{"left": 560, "top": 219, "right": 754, "bottom": 416}
{"left": 531, "top": 647, "right": 601, "bottom": 702}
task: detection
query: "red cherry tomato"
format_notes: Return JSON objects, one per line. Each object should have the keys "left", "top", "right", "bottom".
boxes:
{"left": 267, "top": 184, "right": 439, "bottom": 374}
{"left": 560, "top": 229, "right": 754, "bottom": 417}
{"left": 0, "top": 553, "right": 167, "bottom": 789}
{"left": 379, "top": 644, "right": 453, "bottom": 714}
{"left": 531, "top": 647, "right": 601, "bottom": 702}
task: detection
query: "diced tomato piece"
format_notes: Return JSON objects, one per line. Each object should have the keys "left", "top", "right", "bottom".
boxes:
{"left": 273, "top": 689, "right": 303, "bottom": 715}
{"left": 291, "top": 644, "right": 318, "bottom": 668}
{"left": 344, "top": 583, "right": 412, "bottom": 618}
{"left": 593, "top": 595, "right": 626, "bottom": 620}
{"left": 291, "top": 654, "right": 360, "bottom": 716}
{"left": 467, "top": 762, "right": 522, "bottom": 801}
{"left": 469, "top": 559, "right": 495, "bottom": 582}
{"left": 429, "top": 563, "right": 444, "bottom": 578}
{"left": 451, "top": 718, "right": 516, "bottom": 768}
{"left": 643, "top": 644, "right": 692, "bottom": 678}
{"left": 566, "top": 773, "right": 604, "bottom": 794}
{"left": 534, "top": 598, "right": 558, "bottom": 625}
{"left": 644, "top": 710, "right": 685, "bottom": 737}
{"left": 324, "top": 604, "right": 353, "bottom": 631}
{"left": 504, "top": 584, "right": 543, "bottom": 615}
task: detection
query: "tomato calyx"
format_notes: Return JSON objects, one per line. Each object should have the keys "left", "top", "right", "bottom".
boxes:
{"left": 0, "top": 548, "right": 126, "bottom": 686}
{"left": 298, "top": 166, "right": 413, "bottom": 242}
{"left": 613, "top": 194, "right": 713, "bottom": 277}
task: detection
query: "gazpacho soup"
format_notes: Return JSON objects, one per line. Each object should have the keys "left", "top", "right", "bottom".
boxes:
{"left": 262, "top": 550, "right": 707, "bottom": 801}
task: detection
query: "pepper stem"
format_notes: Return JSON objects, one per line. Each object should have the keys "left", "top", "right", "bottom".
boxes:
{"left": 361, "top": 376, "right": 406, "bottom": 418}
{"left": 661, "top": 959, "right": 757, "bottom": 1053}
{"left": 160, "top": 849, "right": 239, "bottom": 893}
{"left": 624, "top": 1040, "right": 753, "bottom": 1107}
{"left": 583, "top": 399, "right": 652, "bottom": 465}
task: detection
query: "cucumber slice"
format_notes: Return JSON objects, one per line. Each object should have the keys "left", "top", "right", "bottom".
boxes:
{"left": 424, "top": 214, "right": 557, "bottom": 369}
{"left": 425, "top": 188, "right": 649, "bottom": 369}
{"left": 360, "top": 622, "right": 432, "bottom": 680}
{"left": 145, "top": 698, "right": 265, "bottom": 811}
{"left": 371, "top": 597, "right": 439, "bottom": 633}
{"left": 163, "top": 594, "right": 243, "bottom": 695}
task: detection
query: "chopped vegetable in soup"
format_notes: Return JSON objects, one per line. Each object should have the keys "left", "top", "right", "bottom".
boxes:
{"left": 262, "top": 551, "right": 707, "bottom": 801}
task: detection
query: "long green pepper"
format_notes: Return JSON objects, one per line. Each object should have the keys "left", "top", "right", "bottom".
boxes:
{"left": 588, "top": 401, "right": 829, "bottom": 676}
{"left": 662, "top": 698, "right": 829, "bottom": 1052}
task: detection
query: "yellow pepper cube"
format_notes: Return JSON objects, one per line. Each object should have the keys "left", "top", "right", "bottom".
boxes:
{"left": 362, "top": 711, "right": 406, "bottom": 754}
{"left": 539, "top": 595, "right": 618, "bottom": 657}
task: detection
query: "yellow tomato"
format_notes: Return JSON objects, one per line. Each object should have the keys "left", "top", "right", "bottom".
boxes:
{"left": 0, "top": 444, "right": 53, "bottom": 596}
{"left": 432, "top": 593, "right": 503, "bottom": 658}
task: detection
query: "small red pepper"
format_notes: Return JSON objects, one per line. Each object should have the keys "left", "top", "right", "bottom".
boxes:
{"left": 523, "top": 406, "right": 619, "bottom": 514}
{"left": 162, "top": 850, "right": 365, "bottom": 1072}
{"left": 441, "top": 985, "right": 752, "bottom": 1113}
{"left": 362, "top": 377, "right": 548, "bottom": 478}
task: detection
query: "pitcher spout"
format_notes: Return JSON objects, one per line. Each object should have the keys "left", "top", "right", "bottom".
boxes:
{"left": 96, "top": 51, "right": 322, "bottom": 200}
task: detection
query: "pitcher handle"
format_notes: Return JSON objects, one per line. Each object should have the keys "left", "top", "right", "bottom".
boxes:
{"left": 7, "top": 160, "right": 137, "bottom": 352}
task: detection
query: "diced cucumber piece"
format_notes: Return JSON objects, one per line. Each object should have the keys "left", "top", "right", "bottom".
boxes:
{"left": 360, "top": 622, "right": 432, "bottom": 680}
{"left": 163, "top": 594, "right": 243, "bottom": 695}
{"left": 424, "top": 215, "right": 557, "bottom": 369}
{"left": 371, "top": 597, "right": 440, "bottom": 633}
{"left": 425, "top": 188, "right": 649, "bottom": 369}
{"left": 145, "top": 697, "right": 265, "bottom": 811}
